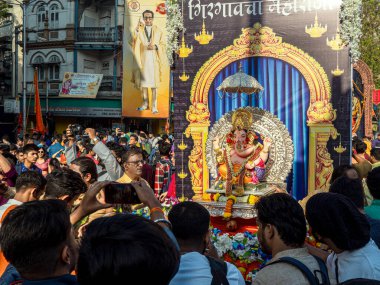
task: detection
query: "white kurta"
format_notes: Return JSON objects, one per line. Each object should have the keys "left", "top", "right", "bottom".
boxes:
{"left": 140, "top": 26, "right": 156, "bottom": 88}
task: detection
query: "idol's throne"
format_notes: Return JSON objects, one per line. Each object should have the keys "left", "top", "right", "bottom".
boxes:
{"left": 201, "top": 106, "right": 294, "bottom": 219}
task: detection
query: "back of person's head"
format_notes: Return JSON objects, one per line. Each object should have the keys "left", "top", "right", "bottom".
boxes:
{"left": 15, "top": 171, "right": 46, "bottom": 199}
{"left": 77, "top": 214, "right": 179, "bottom": 285}
{"left": 306, "top": 192, "right": 370, "bottom": 251}
{"left": 45, "top": 169, "right": 87, "bottom": 204}
{"left": 119, "top": 137, "right": 128, "bottom": 145}
{"left": 71, "top": 157, "right": 98, "bottom": 184}
{"left": 53, "top": 134, "right": 62, "bottom": 143}
{"left": 366, "top": 167, "right": 380, "bottom": 200}
{"left": 168, "top": 202, "right": 210, "bottom": 243}
{"left": 355, "top": 141, "right": 367, "bottom": 154}
{"left": 331, "top": 165, "right": 359, "bottom": 183}
{"left": 371, "top": 148, "right": 380, "bottom": 161}
{"left": 159, "top": 142, "right": 172, "bottom": 157}
{"left": 106, "top": 142, "right": 125, "bottom": 161}
{"left": 48, "top": 158, "right": 61, "bottom": 171}
{"left": 254, "top": 193, "right": 306, "bottom": 247}
{"left": 121, "top": 147, "right": 143, "bottom": 164}
{"left": 0, "top": 200, "right": 73, "bottom": 279}
{"left": 22, "top": 143, "right": 39, "bottom": 154}
{"left": 329, "top": 176, "right": 365, "bottom": 209}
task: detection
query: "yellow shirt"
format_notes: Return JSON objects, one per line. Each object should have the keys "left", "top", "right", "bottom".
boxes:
{"left": 117, "top": 173, "right": 149, "bottom": 186}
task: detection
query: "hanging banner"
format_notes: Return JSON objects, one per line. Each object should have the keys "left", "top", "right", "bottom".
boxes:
{"left": 122, "top": 0, "right": 170, "bottom": 118}
{"left": 59, "top": 72, "right": 103, "bottom": 98}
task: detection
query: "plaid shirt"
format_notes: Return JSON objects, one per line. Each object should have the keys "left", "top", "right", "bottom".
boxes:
{"left": 154, "top": 157, "right": 171, "bottom": 195}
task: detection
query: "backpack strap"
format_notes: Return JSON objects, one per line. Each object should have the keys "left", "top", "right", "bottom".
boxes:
{"left": 206, "top": 256, "right": 230, "bottom": 285}
{"left": 1, "top": 205, "right": 18, "bottom": 223}
{"left": 312, "top": 255, "right": 331, "bottom": 285}
{"left": 267, "top": 257, "right": 319, "bottom": 285}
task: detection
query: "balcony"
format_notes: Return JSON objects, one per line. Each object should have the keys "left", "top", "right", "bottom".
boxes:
{"left": 99, "top": 76, "right": 122, "bottom": 91}
{"left": 77, "top": 27, "right": 121, "bottom": 42}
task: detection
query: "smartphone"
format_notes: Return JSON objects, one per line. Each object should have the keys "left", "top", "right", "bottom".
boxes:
{"left": 104, "top": 183, "right": 141, "bottom": 204}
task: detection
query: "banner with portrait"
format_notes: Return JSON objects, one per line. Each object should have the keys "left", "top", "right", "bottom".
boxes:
{"left": 59, "top": 72, "right": 103, "bottom": 98}
{"left": 122, "top": 0, "right": 170, "bottom": 118}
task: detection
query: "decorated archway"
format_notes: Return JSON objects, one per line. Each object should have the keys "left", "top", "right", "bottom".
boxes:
{"left": 185, "top": 23, "right": 337, "bottom": 200}
{"left": 353, "top": 59, "right": 375, "bottom": 137}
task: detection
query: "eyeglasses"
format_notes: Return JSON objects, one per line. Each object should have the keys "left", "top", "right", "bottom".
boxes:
{"left": 38, "top": 151, "right": 44, "bottom": 153}
{"left": 144, "top": 17, "right": 153, "bottom": 20}
{"left": 127, "top": 160, "right": 144, "bottom": 166}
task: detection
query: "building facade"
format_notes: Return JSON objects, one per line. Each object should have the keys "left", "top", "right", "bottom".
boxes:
{"left": 25, "top": 0, "right": 124, "bottom": 133}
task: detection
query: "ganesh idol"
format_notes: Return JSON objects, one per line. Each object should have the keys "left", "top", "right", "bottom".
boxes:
{"left": 212, "top": 109, "right": 271, "bottom": 197}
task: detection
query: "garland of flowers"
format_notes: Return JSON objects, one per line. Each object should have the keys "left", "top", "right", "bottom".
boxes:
{"left": 339, "top": 0, "right": 362, "bottom": 63}
{"left": 166, "top": 0, "right": 184, "bottom": 65}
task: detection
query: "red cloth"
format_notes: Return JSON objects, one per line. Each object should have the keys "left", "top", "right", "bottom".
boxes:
{"left": 166, "top": 173, "right": 176, "bottom": 198}
{"left": 210, "top": 216, "right": 258, "bottom": 234}
{"left": 34, "top": 68, "right": 45, "bottom": 134}
{"left": 373, "top": 90, "right": 380, "bottom": 105}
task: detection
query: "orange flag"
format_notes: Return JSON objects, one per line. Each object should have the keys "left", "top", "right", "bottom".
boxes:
{"left": 34, "top": 68, "right": 45, "bottom": 134}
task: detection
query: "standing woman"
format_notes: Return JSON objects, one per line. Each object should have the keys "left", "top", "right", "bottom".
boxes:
{"left": 35, "top": 147, "right": 49, "bottom": 176}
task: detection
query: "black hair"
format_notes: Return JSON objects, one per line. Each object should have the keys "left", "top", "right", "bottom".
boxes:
{"left": 71, "top": 157, "right": 98, "bottom": 184}
{"left": 2, "top": 134, "right": 10, "bottom": 142}
{"left": 48, "top": 158, "right": 61, "bottom": 172}
{"left": 121, "top": 147, "right": 143, "bottom": 164}
{"left": 15, "top": 171, "right": 47, "bottom": 198}
{"left": 159, "top": 142, "right": 172, "bottom": 157}
{"left": 329, "top": 176, "right": 365, "bottom": 209}
{"left": 331, "top": 165, "right": 359, "bottom": 183}
{"left": 9, "top": 144, "right": 17, "bottom": 151}
{"left": 306, "top": 192, "right": 370, "bottom": 251}
{"left": 119, "top": 137, "right": 128, "bottom": 145}
{"left": 106, "top": 142, "right": 125, "bottom": 160}
{"left": 254, "top": 193, "right": 307, "bottom": 247}
{"left": 142, "top": 10, "right": 154, "bottom": 18}
{"left": 129, "top": 134, "right": 138, "bottom": 142}
{"left": 371, "top": 148, "right": 380, "bottom": 161}
{"left": 366, "top": 167, "right": 380, "bottom": 200}
{"left": 0, "top": 200, "right": 71, "bottom": 277}
{"left": 1, "top": 152, "right": 17, "bottom": 166}
{"left": 45, "top": 169, "right": 87, "bottom": 201}
{"left": 53, "top": 134, "right": 62, "bottom": 143}
{"left": 355, "top": 141, "right": 367, "bottom": 154}
{"left": 0, "top": 144, "right": 10, "bottom": 152}
{"left": 21, "top": 144, "right": 39, "bottom": 154}
{"left": 168, "top": 202, "right": 210, "bottom": 242}
{"left": 77, "top": 214, "right": 179, "bottom": 285}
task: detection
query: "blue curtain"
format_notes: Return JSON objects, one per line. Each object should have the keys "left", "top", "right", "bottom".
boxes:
{"left": 208, "top": 58, "right": 309, "bottom": 200}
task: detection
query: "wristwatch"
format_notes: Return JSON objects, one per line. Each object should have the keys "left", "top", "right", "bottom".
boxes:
{"left": 92, "top": 137, "right": 100, "bottom": 144}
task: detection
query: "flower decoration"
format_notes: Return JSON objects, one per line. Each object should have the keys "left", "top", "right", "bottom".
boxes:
{"left": 223, "top": 195, "right": 237, "bottom": 218}
{"left": 210, "top": 227, "right": 270, "bottom": 282}
{"left": 166, "top": 0, "right": 185, "bottom": 65}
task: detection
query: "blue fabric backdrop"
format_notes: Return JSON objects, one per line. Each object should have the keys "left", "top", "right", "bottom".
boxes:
{"left": 208, "top": 58, "right": 309, "bottom": 199}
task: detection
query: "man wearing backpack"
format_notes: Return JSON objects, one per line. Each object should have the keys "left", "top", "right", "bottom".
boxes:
{"left": 252, "top": 193, "right": 335, "bottom": 285}
{"left": 168, "top": 201, "right": 245, "bottom": 285}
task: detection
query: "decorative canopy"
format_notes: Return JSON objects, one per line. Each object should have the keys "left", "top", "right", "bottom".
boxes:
{"left": 217, "top": 64, "right": 264, "bottom": 98}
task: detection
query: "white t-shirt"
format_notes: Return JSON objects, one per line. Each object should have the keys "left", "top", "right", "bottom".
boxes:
{"left": 327, "top": 240, "right": 380, "bottom": 282}
{"left": 0, "top": 199, "right": 23, "bottom": 222}
{"left": 169, "top": 252, "right": 245, "bottom": 285}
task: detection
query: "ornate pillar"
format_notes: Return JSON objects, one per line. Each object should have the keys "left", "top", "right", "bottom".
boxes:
{"left": 307, "top": 123, "right": 337, "bottom": 194}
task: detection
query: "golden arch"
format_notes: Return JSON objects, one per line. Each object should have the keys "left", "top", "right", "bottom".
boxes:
{"left": 185, "top": 23, "right": 337, "bottom": 200}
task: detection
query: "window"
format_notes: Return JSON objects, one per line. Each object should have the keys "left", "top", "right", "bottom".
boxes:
{"left": 33, "top": 56, "right": 45, "bottom": 80}
{"left": 48, "top": 55, "right": 60, "bottom": 80}
{"left": 49, "top": 4, "right": 59, "bottom": 29}
{"left": 49, "top": 65, "right": 60, "bottom": 80}
{"left": 37, "top": 6, "right": 46, "bottom": 30}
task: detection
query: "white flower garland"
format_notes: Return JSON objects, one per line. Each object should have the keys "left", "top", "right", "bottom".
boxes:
{"left": 339, "top": 0, "right": 362, "bottom": 63}
{"left": 166, "top": 0, "right": 184, "bottom": 65}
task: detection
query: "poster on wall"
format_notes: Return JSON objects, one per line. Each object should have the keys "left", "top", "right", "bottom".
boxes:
{"left": 173, "top": 0, "right": 352, "bottom": 201}
{"left": 59, "top": 72, "right": 103, "bottom": 98}
{"left": 122, "top": 0, "right": 170, "bottom": 118}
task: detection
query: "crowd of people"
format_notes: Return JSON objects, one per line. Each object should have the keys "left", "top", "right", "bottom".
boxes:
{"left": 0, "top": 128, "right": 379, "bottom": 285}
